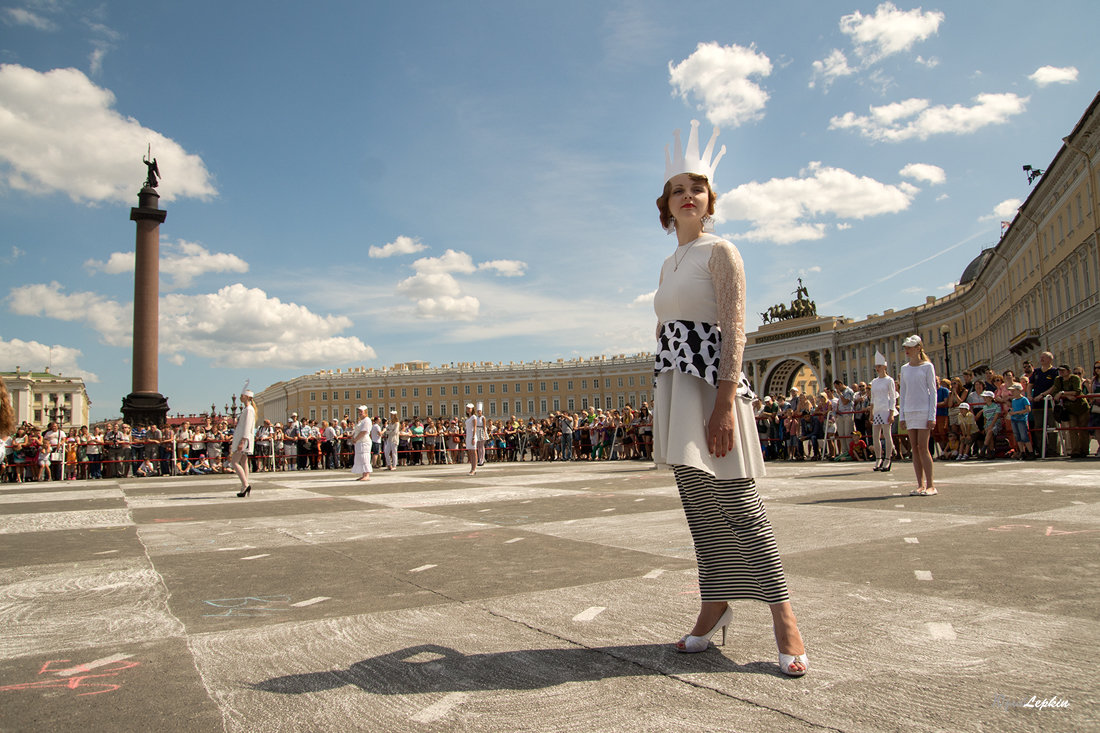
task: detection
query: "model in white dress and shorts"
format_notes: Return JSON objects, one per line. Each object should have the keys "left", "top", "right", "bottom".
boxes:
{"left": 898, "top": 335, "right": 938, "bottom": 495}
{"left": 652, "top": 120, "right": 807, "bottom": 676}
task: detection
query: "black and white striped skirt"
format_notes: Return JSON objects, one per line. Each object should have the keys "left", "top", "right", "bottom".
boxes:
{"left": 673, "top": 465, "right": 790, "bottom": 604}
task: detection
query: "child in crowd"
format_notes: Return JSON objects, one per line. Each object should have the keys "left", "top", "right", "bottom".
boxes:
{"left": 135, "top": 458, "right": 156, "bottom": 477}
{"left": 981, "top": 390, "right": 1002, "bottom": 458}
{"left": 1008, "top": 383, "right": 1034, "bottom": 460}
{"left": 957, "top": 402, "right": 978, "bottom": 460}
{"left": 825, "top": 414, "right": 838, "bottom": 459}
{"left": 847, "top": 430, "right": 869, "bottom": 461}
{"left": 942, "top": 432, "right": 960, "bottom": 460}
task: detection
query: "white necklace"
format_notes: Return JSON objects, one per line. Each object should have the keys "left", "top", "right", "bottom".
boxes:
{"left": 673, "top": 237, "right": 702, "bottom": 271}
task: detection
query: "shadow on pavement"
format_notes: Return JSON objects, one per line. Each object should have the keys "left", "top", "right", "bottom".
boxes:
{"left": 252, "top": 642, "right": 782, "bottom": 694}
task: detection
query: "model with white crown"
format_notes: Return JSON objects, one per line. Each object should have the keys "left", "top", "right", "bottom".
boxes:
{"left": 651, "top": 120, "right": 807, "bottom": 676}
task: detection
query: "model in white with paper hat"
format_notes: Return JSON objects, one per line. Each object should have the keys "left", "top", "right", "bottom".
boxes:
{"left": 229, "top": 382, "right": 256, "bottom": 497}
{"left": 899, "top": 335, "right": 938, "bottom": 495}
{"left": 652, "top": 121, "right": 806, "bottom": 676}
{"left": 870, "top": 350, "right": 898, "bottom": 472}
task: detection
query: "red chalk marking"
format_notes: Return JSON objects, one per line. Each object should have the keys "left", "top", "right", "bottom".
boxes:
{"left": 987, "top": 524, "right": 1032, "bottom": 532}
{"left": 0, "top": 658, "right": 140, "bottom": 697}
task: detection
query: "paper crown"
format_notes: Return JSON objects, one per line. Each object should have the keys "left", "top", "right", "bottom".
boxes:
{"left": 241, "top": 379, "right": 253, "bottom": 398}
{"left": 874, "top": 351, "right": 887, "bottom": 367}
{"left": 664, "top": 119, "right": 726, "bottom": 185}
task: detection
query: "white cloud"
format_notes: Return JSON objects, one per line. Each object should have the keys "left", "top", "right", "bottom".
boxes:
{"left": 809, "top": 49, "right": 855, "bottom": 89}
{"left": 7, "top": 281, "right": 375, "bottom": 369}
{"left": 937, "top": 281, "right": 958, "bottom": 292}
{"left": 979, "top": 198, "right": 1022, "bottom": 222}
{"left": 0, "top": 336, "right": 99, "bottom": 382}
{"left": 478, "top": 259, "right": 526, "bottom": 277}
{"left": 368, "top": 235, "right": 427, "bottom": 258}
{"left": 0, "top": 64, "right": 216, "bottom": 203}
{"left": 2, "top": 7, "right": 56, "bottom": 30}
{"left": 392, "top": 248, "right": 528, "bottom": 321}
{"left": 8, "top": 281, "right": 132, "bottom": 346}
{"left": 899, "top": 163, "right": 946, "bottom": 185}
{"left": 411, "top": 249, "right": 477, "bottom": 275}
{"left": 669, "top": 42, "right": 772, "bottom": 128}
{"left": 630, "top": 291, "right": 655, "bottom": 308}
{"left": 830, "top": 93, "right": 1028, "bottom": 142}
{"left": 839, "top": 2, "right": 944, "bottom": 63}
{"left": 716, "top": 162, "right": 917, "bottom": 244}
{"left": 1028, "top": 65, "right": 1078, "bottom": 87}
{"left": 85, "top": 239, "right": 249, "bottom": 289}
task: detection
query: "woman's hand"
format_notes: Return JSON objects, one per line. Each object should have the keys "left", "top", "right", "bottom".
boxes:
{"left": 707, "top": 381, "right": 738, "bottom": 457}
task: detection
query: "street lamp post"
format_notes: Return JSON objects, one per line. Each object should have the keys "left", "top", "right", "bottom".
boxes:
{"left": 940, "top": 324, "right": 952, "bottom": 378}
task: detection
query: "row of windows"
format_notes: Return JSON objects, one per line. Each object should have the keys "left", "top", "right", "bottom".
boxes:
{"left": 307, "top": 392, "right": 651, "bottom": 421}
{"left": 306, "top": 376, "right": 643, "bottom": 403}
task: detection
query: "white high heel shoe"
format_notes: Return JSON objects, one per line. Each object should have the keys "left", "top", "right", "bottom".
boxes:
{"left": 675, "top": 607, "right": 733, "bottom": 653}
{"left": 778, "top": 648, "right": 809, "bottom": 677}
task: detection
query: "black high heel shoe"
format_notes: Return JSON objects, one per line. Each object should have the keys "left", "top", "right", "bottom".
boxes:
{"left": 236, "top": 485, "right": 251, "bottom": 497}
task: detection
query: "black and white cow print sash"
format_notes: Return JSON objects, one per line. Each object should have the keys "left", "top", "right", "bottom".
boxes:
{"left": 654, "top": 320, "right": 756, "bottom": 400}
{"left": 655, "top": 320, "right": 721, "bottom": 387}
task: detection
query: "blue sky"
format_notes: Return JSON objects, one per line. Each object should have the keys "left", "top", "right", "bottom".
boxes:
{"left": 1, "top": 1, "right": 1095, "bottom": 421}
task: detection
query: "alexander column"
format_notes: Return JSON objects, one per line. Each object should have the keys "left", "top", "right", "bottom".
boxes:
{"left": 121, "top": 153, "right": 170, "bottom": 426}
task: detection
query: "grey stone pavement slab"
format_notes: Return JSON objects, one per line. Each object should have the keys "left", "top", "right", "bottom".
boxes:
{"left": 0, "top": 458, "right": 1096, "bottom": 732}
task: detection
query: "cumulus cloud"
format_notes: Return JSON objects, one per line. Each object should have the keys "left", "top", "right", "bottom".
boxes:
{"left": 899, "top": 163, "right": 946, "bottom": 185}
{"left": 394, "top": 248, "right": 528, "bottom": 321}
{"left": 809, "top": 49, "right": 855, "bottom": 89}
{"left": 839, "top": 2, "right": 944, "bottom": 63}
{"left": 8, "top": 281, "right": 132, "bottom": 346}
{"left": 478, "top": 259, "right": 526, "bottom": 277}
{"left": 669, "top": 42, "right": 772, "bottom": 128}
{"left": 715, "top": 162, "right": 917, "bottom": 244}
{"left": 7, "top": 281, "right": 375, "bottom": 368}
{"left": 811, "top": 3, "right": 942, "bottom": 89}
{"left": 979, "top": 198, "right": 1022, "bottom": 222}
{"left": 368, "top": 235, "right": 427, "bottom": 258}
{"left": 0, "top": 336, "right": 99, "bottom": 382}
{"left": 85, "top": 239, "right": 249, "bottom": 288}
{"left": 829, "top": 93, "right": 1028, "bottom": 142}
{"left": 0, "top": 64, "right": 216, "bottom": 203}
{"left": 1028, "top": 65, "right": 1078, "bottom": 87}
{"left": 630, "top": 291, "right": 655, "bottom": 308}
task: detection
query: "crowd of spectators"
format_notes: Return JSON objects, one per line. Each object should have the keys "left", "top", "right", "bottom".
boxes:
{"left": 2, "top": 353, "right": 1096, "bottom": 483}
{"left": 751, "top": 352, "right": 1099, "bottom": 463}
{"left": 0, "top": 405, "right": 657, "bottom": 481}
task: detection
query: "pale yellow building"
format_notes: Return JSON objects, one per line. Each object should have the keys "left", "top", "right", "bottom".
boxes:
{"left": 256, "top": 355, "right": 654, "bottom": 424}
{"left": 2, "top": 368, "right": 91, "bottom": 429}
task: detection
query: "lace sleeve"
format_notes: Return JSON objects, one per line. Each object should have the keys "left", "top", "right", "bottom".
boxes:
{"left": 655, "top": 266, "right": 664, "bottom": 341}
{"left": 708, "top": 240, "right": 747, "bottom": 383}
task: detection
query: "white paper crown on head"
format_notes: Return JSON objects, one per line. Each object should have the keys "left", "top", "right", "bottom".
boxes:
{"left": 664, "top": 119, "right": 726, "bottom": 185}
{"left": 241, "top": 379, "right": 253, "bottom": 397}
{"left": 874, "top": 351, "right": 887, "bottom": 367}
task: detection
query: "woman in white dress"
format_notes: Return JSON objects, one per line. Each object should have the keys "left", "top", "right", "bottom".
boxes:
{"left": 898, "top": 335, "right": 937, "bottom": 495}
{"left": 652, "top": 120, "right": 807, "bottom": 676}
{"left": 870, "top": 351, "right": 897, "bottom": 471}
{"left": 351, "top": 406, "right": 372, "bottom": 481}
{"left": 229, "top": 387, "right": 256, "bottom": 497}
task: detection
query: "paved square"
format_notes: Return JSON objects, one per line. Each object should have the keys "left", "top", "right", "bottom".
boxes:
{"left": 0, "top": 459, "right": 1095, "bottom": 731}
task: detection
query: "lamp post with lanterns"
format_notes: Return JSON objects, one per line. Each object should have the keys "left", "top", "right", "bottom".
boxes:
{"left": 939, "top": 324, "right": 952, "bottom": 379}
